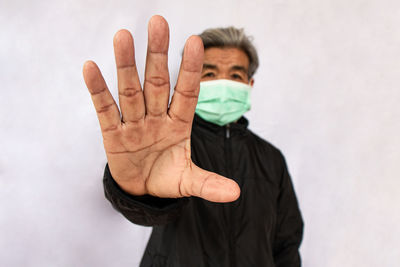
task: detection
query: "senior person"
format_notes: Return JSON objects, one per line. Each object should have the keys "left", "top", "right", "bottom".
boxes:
{"left": 83, "top": 15, "right": 303, "bottom": 267}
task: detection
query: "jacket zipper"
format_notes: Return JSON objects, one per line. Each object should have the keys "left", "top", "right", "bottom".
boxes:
{"left": 225, "top": 123, "right": 236, "bottom": 267}
{"left": 225, "top": 124, "right": 231, "bottom": 178}
{"left": 226, "top": 124, "right": 230, "bottom": 139}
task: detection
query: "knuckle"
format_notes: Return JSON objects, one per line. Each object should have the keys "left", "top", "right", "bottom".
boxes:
{"left": 96, "top": 103, "right": 115, "bottom": 113}
{"left": 119, "top": 87, "right": 141, "bottom": 97}
{"left": 145, "top": 76, "right": 170, "bottom": 87}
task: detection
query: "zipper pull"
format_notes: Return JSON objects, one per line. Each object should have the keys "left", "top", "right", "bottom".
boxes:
{"left": 226, "top": 124, "right": 231, "bottom": 138}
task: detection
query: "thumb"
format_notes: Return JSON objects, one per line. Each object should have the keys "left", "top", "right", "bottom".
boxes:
{"left": 183, "top": 164, "right": 241, "bottom": 202}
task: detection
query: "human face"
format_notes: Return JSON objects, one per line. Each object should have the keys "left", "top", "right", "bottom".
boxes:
{"left": 201, "top": 47, "right": 255, "bottom": 86}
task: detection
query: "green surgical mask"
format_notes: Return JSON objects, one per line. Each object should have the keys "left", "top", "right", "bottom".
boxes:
{"left": 195, "top": 79, "right": 252, "bottom": 126}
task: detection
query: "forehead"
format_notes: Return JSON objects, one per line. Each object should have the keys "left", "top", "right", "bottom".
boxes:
{"left": 203, "top": 47, "right": 249, "bottom": 69}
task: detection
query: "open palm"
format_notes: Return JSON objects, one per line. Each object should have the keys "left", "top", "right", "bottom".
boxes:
{"left": 83, "top": 16, "right": 240, "bottom": 202}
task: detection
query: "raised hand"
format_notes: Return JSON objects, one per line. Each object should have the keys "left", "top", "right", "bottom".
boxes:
{"left": 83, "top": 15, "right": 240, "bottom": 203}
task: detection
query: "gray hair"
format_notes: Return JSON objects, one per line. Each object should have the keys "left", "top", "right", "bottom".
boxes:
{"left": 198, "top": 27, "right": 259, "bottom": 78}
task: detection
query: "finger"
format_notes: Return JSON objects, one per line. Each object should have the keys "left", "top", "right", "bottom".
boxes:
{"left": 143, "top": 15, "right": 170, "bottom": 118}
{"left": 114, "top": 29, "right": 145, "bottom": 124}
{"left": 184, "top": 165, "right": 241, "bottom": 203}
{"left": 168, "top": 35, "right": 204, "bottom": 124}
{"left": 83, "top": 61, "right": 121, "bottom": 133}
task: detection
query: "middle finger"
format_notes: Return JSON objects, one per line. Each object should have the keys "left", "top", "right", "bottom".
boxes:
{"left": 143, "top": 15, "right": 171, "bottom": 119}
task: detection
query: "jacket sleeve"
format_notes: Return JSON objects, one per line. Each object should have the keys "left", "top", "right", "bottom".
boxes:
{"left": 273, "top": 154, "right": 304, "bottom": 267}
{"left": 103, "top": 164, "right": 188, "bottom": 226}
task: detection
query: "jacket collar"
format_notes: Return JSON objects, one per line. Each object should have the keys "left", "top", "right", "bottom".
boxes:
{"left": 193, "top": 114, "right": 249, "bottom": 135}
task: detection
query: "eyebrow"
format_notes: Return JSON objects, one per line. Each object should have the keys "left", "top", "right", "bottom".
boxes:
{"left": 231, "top": 65, "right": 247, "bottom": 73}
{"left": 202, "top": 64, "right": 248, "bottom": 73}
{"left": 202, "top": 63, "right": 217, "bottom": 70}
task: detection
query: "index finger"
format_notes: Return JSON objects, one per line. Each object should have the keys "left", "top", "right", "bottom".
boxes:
{"left": 168, "top": 36, "right": 204, "bottom": 124}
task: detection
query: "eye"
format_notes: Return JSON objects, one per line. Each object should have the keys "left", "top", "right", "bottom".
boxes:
{"left": 202, "top": 72, "right": 215, "bottom": 78}
{"left": 231, "top": 73, "right": 243, "bottom": 80}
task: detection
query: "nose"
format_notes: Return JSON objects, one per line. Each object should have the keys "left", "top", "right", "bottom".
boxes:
{"left": 215, "top": 72, "right": 230, "bottom": 81}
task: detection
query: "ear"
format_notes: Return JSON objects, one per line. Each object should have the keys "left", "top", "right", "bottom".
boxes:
{"left": 249, "top": 78, "right": 255, "bottom": 87}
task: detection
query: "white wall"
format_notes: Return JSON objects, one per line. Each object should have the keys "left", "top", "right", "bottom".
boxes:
{"left": 1, "top": 0, "right": 399, "bottom": 266}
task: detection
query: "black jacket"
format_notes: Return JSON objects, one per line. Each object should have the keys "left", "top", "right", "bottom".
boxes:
{"left": 103, "top": 115, "right": 304, "bottom": 267}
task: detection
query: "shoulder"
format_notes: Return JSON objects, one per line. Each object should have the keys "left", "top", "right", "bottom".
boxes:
{"left": 246, "top": 128, "right": 285, "bottom": 158}
{"left": 245, "top": 128, "right": 288, "bottom": 170}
